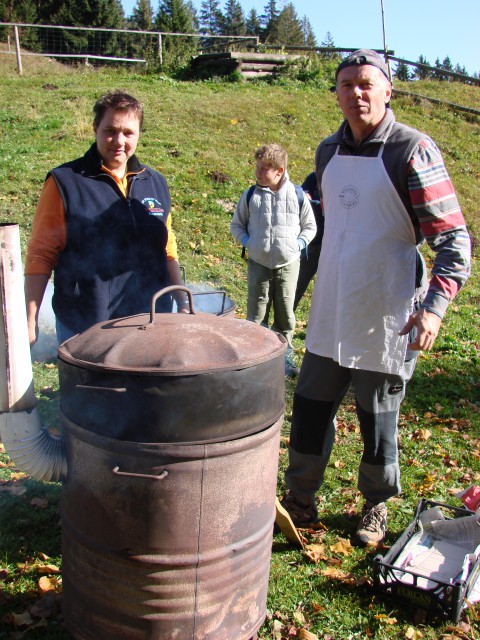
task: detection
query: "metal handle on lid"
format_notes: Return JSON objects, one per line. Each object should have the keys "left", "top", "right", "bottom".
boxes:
{"left": 149, "top": 285, "right": 196, "bottom": 323}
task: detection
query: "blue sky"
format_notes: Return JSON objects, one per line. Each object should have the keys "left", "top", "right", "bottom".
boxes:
{"left": 121, "top": 0, "right": 479, "bottom": 75}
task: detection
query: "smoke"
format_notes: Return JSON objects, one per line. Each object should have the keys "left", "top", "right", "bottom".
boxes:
{"left": 30, "top": 280, "right": 58, "bottom": 362}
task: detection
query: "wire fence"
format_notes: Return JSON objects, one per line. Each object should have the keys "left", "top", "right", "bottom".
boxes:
{"left": 1, "top": 21, "right": 479, "bottom": 89}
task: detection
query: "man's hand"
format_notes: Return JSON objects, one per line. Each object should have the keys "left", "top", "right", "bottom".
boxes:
{"left": 399, "top": 308, "right": 443, "bottom": 351}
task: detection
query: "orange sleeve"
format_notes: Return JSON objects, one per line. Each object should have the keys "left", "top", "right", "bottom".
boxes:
{"left": 165, "top": 212, "right": 179, "bottom": 261}
{"left": 24, "top": 176, "right": 67, "bottom": 276}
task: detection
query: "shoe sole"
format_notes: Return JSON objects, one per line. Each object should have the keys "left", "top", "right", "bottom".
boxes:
{"left": 274, "top": 497, "right": 305, "bottom": 548}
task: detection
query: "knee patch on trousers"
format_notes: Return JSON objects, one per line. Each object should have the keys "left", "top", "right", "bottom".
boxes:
{"left": 356, "top": 403, "right": 398, "bottom": 465}
{"left": 290, "top": 393, "right": 335, "bottom": 456}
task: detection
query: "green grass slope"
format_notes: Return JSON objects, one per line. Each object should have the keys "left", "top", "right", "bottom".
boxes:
{"left": 0, "top": 53, "right": 479, "bottom": 639}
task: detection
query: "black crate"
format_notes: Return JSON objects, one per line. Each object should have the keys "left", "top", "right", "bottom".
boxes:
{"left": 373, "top": 499, "right": 480, "bottom": 622}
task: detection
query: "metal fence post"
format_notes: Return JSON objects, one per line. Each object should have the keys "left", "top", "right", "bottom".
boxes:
{"left": 158, "top": 33, "right": 162, "bottom": 65}
{"left": 14, "top": 25, "right": 23, "bottom": 76}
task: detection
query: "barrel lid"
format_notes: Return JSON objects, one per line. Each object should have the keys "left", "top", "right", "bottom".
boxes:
{"left": 58, "top": 306, "right": 287, "bottom": 376}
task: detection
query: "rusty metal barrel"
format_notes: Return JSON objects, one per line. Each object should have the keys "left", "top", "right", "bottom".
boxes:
{"left": 58, "top": 289, "right": 286, "bottom": 640}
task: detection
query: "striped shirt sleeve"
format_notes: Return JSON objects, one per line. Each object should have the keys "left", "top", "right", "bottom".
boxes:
{"left": 408, "top": 138, "right": 471, "bottom": 318}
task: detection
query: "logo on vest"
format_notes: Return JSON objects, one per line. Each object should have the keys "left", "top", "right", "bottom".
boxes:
{"left": 339, "top": 185, "right": 359, "bottom": 209}
{"left": 142, "top": 197, "right": 164, "bottom": 217}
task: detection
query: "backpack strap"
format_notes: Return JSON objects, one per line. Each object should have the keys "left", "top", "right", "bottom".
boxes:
{"left": 246, "top": 184, "right": 256, "bottom": 208}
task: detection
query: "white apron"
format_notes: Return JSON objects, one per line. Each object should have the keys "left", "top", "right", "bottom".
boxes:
{"left": 306, "top": 139, "right": 417, "bottom": 375}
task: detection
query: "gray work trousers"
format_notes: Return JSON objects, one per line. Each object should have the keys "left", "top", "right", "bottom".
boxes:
{"left": 285, "top": 351, "right": 417, "bottom": 506}
{"left": 247, "top": 258, "right": 300, "bottom": 350}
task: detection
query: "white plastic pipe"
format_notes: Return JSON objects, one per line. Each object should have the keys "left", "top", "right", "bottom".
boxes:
{"left": 0, "top": 223, "right": 66, "bottom": 482}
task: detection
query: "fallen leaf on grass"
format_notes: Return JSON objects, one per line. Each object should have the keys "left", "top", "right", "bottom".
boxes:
{"left": 405, "top": 626, "right": 423, "bottom": 639}
{"left": 34, "top": 563, "right": 60, "bottom": 575}
{"left": 298, "top": 629, "right": 319, "bottom": 640}
{"left": 304, "top": 543, "right": 327, "bottom": 564}
{"left": 38, "top": 576, "right": 59, "bottom": 592}
{"left": 374, "top": 613, "right": 397, "bottom": 625}
{"left": 412, "top": 428, "right": 431, "bottom": 441}
{"left": 330, "top": 538, "right": 353, "bottom": 556}
{"left": 272, "top": 619, "right": 284, "bottom": 639}
{"left": 294, "top": 610, "right": 307, "bottom": 626}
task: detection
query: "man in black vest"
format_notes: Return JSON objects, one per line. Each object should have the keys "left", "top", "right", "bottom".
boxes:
{"left": 25, "top": 90, "right": 188, "bottom": 345}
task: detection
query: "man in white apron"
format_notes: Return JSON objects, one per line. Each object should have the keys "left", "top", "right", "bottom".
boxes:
{"left": 280, "top": 50, "right": 471, "bottom": 546}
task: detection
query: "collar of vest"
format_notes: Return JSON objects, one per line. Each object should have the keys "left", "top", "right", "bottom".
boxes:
{"left": 327, "top": 109, "right": 396, "bottom": 150}
{"left": 82, "top": 143, "right": 145, "bottom": 177}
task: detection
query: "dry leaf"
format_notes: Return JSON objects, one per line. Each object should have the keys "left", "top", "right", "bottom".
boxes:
{"left": 405, "top": 626, "right": 423, "bottom": 639}
{"left": 304, "top": 543, "right": 327, "bottom": 564}
{"left": 38, "top": 576, "right": 55, "bottom": 592}
{"left": 35, "top": 563, "right": 60, "bottom": 575}
{"left": 294, "top": 610, "right": 307, "bottom": 626}
{"left": 272, "top": 619, "right": 284, "bottom": 640}
{"left": 374, "top": 613, "right": 397, "bottom": 625}
{"left": 330, "top": 538, "right": 353, "bottom": 556}
{"left": 298, "top": 629, "right": 319, "bottom": 640}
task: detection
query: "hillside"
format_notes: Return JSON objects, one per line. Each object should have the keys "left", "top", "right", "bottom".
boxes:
{"left": 0, "top": 55, "right": 479, "bottom": 640}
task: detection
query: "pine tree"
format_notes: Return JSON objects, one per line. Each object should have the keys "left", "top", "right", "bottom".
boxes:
{"left": 300, "top": 16, "right": 316, "bottom": 47}
{"left": 394, "top": 61, "right": 411, "bottom": 81}
{"left": 432, "top": 56, "right": 447, "bottom": 81}
{"left": 156, "top": 0, "right": 195, "bottom": 33}
{"left": 223, "top": 0, "right": 245, "bottom": 36}
{"left": 245, "top": 8, "right": 261, "bottom": 37}
{"left": 453, "top": 63, "right": 468, "bottom": 78}
{"left": 415, "top": 54, "right": 431, "bottom": 80}
{"left": 320, "top": 31, "right": 336, "bottom": 58}
{"left": 199, "top": 0, "right": 224, "bottom": 34}
{"left": 261, "top": 0, "right": 279, "bottom": 43}
{"left": 155, "top": 0, "right": 197, "bottom": 67}
{"left": 274, "top": 3, "right": 303, "bottom": 46}
{"left": 129, "top": 0, "right": 154, "bottom": 30}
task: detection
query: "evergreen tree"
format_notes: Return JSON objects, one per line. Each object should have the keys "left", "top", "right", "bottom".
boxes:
{"left": 245, "top": 7, "right": 261, "bottom": 37}
{"left": 274, "top": 3, "right": 303, "bottom": 46}
{"left": 223, "top": 0, "right": 245, "bottom": 35}
{"left": 156, "top": 0, "right": 195, "bottom": 33}
{"left": 432, "top": 56, "right": 447, "bottom": 81}
{"left": 0, "top": 0, "right": 37, "bottom": 22}
{"left": 320, "top": 31, "right": 335, "bottom": 58}
{"left": 394, "top": 61, "right": 411, "bottom": 81}
{"left": 441, "top": 55, "right": 454, "bottom": 81}
{"left": 300, "top": 15, "right": 317, "bottom": 47}
{"left": 261, "top": 0, "right": 279, "bottom": 43}
{"left": 199, "top": 0, "right": 224, "bottom": 34}
{"left": 415, "top": 54, "right": 431, "bottom": 79}
{"left": 453, "top": 62, "right": 468, "bottom": 78}
{"left": 129, "top": 0, "right": 154, "bottom": 30}
{"left": 155, "top": 0, "right": 197, "bottom": 67}
{"left": 186, "top": 0, "right": 199, "bottom": 31}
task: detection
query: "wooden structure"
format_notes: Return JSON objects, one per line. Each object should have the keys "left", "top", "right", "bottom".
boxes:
{"left": 190, "top": 51, "right": 301, "bottom": 78}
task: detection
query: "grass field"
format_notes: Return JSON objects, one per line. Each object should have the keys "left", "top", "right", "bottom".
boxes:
{"left": 0, "top": 52, "right": 479, "bottom": 639}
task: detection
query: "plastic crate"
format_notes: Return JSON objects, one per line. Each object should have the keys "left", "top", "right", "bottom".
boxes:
{"left": 373, "top": 499, "right": 480, "bottom": 621}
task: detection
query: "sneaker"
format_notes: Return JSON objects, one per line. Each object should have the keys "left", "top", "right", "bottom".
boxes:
{"left": 279, "top": 492, "right": 319, "bottom": 528}
{"left": 285, "top": 353, "right": 300, "bottom": 377}
{"left": 353, "top": 501, "right": 388, "bottom": 547}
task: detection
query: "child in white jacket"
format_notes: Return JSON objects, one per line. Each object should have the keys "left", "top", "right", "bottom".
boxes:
{"left": 231, "top": 144, "right": 316, "bottom": 377}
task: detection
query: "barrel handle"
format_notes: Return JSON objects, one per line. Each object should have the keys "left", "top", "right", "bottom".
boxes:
{"left": 149, "top": 285, "right": 196, "bottom": 323}
{"left": 193, "top": 289, "right": 227, "bottom": 315}
{"left": 112, "top": 466, "right": 168, "bottom": 481}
